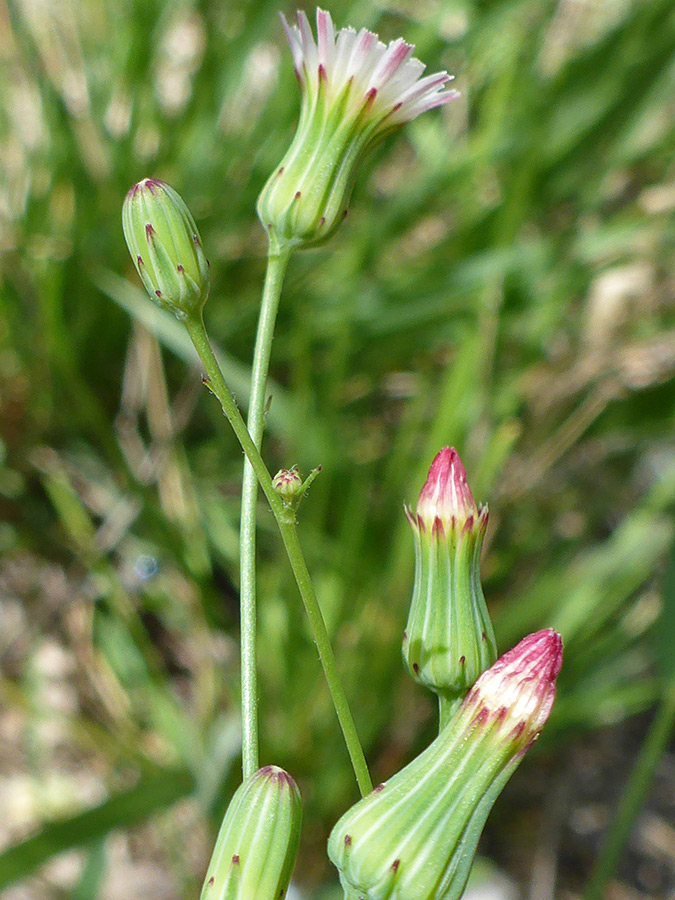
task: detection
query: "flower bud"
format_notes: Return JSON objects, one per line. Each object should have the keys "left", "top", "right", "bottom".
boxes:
{"left": 201, "top": 766, "right": 302, "bottom": 900}
{"left": 122, "top": 178, "right": 210, "bottom": 319}
{"left": 257, "top": 8, "right": 458, "bottom": 252}
{"left": 273, "top": 467, "right": 303, "bottom": 501}
{"left": 328, "top": 630, "right": 563, "bottom": 900}
{"left": 402, "top": 448, "right": 497, "bottom": 707}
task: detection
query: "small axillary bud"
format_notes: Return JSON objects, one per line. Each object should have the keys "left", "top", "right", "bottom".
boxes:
{"left": 402, "top": 447, "right": 497, "bottom": 708}
{"left": 273, "top": 467, "right": 303, "bottom": 500}
{"left": 328, "top": 630, "right": 563, "bottom": 900}
{"left": 201, "top": 766, "right": 302, "bottom": 900}
{"left": 122, "top": 178, "right": 210, "bottom": 320}
{"left": 272, "top": 465, "right": 322, "bottom": 517}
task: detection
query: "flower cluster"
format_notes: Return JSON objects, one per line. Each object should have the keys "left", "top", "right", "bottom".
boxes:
{"left": 121, "top": 12, "right": 563, "bottom": 900}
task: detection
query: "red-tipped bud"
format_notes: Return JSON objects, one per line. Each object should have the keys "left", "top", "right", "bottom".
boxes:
{"left": 201, "top": 766, "right": 302, "bottom": 900}
{"left": 329, "top": 631, "right": 563, "bottom": 900}
{"left": 122, "top": 178, "right": 210, "bottom": 319}
{"left": 403, "top": 448, "right": 496, "bottom": 706}
{"left": 462, "top": 628, "right": 563, "bottom": 746}
{"left": 416, "top": 447, "right": 478, "bottom": 532}
{"left": 273, "top": 467, "right": 303, "bottom": 500}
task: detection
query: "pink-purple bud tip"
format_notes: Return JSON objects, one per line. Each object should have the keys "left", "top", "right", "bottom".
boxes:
{"left": 416, "top": 447, "right": 478, "bottom": 527}
{"left": 464, "top": 629, "right": 563, "bottom": 745}
{"left": 125, "top": 177, "right": 165, "bottom": 201}
{"left": 495, "top": 629, "right": 564, "bottom": 684}
{"left": 256, "top": 765, "right": 298, "bottom": 789}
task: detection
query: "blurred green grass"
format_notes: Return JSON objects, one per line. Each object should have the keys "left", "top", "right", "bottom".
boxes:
{"left": 0, "top": 0, "right": 674, "bottom": 896}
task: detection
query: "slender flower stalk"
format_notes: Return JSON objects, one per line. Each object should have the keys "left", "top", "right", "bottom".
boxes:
{"left": 122, "top": 180, "right": 371, "bottom": 795}
{"left": 239, "top": 246, "right": 290, "bottom": 778}
{"left": 403, "top": 448, "right": 497, "bottom": 726}
{"left": 329, "top": 630, "right": 563, "bottom": 900}
{"left": 184, "top": 313, "right": 373, "bottom": 797}
{"left": 258, "top": 8, "right": 459, "bottom": 251}
{"left": 240, "top": 8, "right": 458, "bottom": 776}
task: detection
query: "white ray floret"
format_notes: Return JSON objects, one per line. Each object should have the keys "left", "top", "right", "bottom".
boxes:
{"left": 280, "top": 8, "right": 458, "bottom": 124}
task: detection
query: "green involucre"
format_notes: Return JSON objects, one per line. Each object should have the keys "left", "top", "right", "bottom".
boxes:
{"left": 402, "top": 509, "right": 497, "bottom": 706}
{"left": 328, "top": 708, "right": 520, "bottom": 900}
{"left": 201, "top": 766, "right": 302, "bottom": 900}
{"left": 122, "top": 178, "right": 210, "bottom": 318}
{"left": 257, "top": 73, "right": 401, "bottom": 252}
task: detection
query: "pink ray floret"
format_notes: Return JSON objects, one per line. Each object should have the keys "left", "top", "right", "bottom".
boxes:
{"left": 280, "top": 8, "right": 458, "bottom": 125}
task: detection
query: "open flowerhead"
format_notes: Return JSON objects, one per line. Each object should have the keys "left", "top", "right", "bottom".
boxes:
{"left": 257, "top": 8, "right": 459, "bottom": 251}
{"left": 329, "top": 630, "right": 563, "bottom": 900}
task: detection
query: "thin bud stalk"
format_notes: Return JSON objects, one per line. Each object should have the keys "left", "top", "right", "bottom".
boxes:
{"left": 184, "top": 313, "right": 372, "bottom": 796}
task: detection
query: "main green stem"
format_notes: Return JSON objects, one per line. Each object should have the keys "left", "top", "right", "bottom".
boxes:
{"left": 184, "top": 313, "right": 373, "bottom": 797}
{"left": 239, "top": 247, "right": 290, "bottom": 778}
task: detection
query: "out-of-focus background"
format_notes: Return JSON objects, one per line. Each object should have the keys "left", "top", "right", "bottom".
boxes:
{"left": 0, "top": 0, "right": 674, "bottom": 897}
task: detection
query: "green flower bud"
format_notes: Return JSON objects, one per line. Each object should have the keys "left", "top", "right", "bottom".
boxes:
{"left": 273, "top": 467, "right": 303, "bottom": 500}
{"left": 122, "top": 178, "right": 210, "bottom": 319}
{"left": 201, "top": 766, "right": 302, "bottom": 900}
{"left": 328, "top": 630, "right": 563, "bottom": 900}
{"left": 402, "top": 448, "right": 497, "bottom": 709}
{"left": 257, "top": 9, "right": 458, "bottom": 252}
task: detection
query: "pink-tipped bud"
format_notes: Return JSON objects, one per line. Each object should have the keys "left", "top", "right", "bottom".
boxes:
{"left": 403, "top": 448, "right": 495, "bottom": 705}
{"left": 122, "top": 178, "right": 210, "bottom": 319}
{"left": 329, "top": 630, "right": 563, "bottom": 900}
{"left": 461, "top": 629, "right": 563, "bottom": 749}
{"left": 416, "top": 447, "right": 478, "bottom": 532}
{"left": 272, "top": 467, "right": 303, "bottom": 500}
{"left": 201, "top": 766, "right": 302, "bottom": 900}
